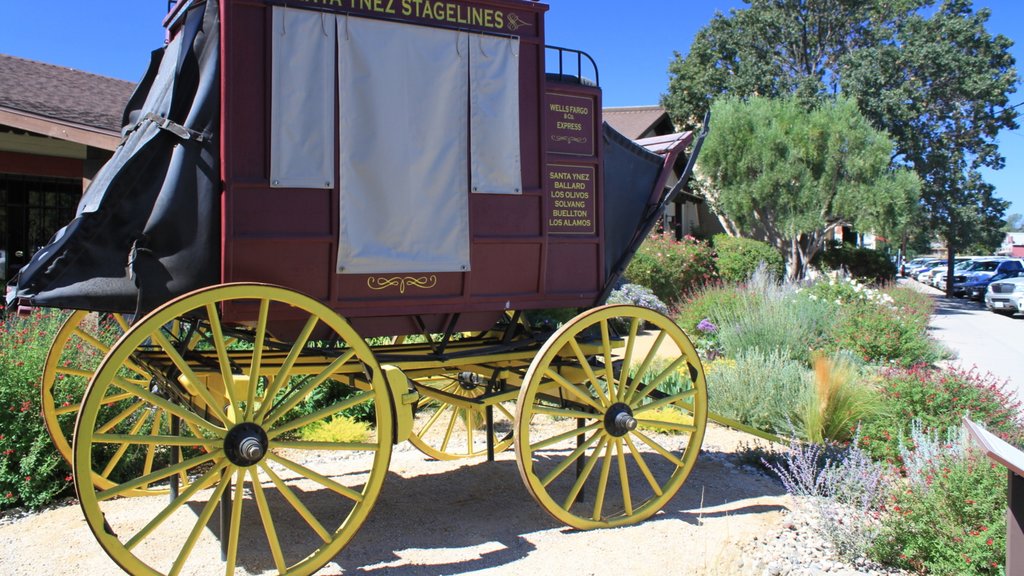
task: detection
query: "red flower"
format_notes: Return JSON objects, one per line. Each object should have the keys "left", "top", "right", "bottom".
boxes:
{"left": 987, "top": 538, "right": 994, "bottom": 546}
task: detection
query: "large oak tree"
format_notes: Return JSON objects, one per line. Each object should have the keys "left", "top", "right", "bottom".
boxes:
{"left": 664, "top": 0, "right": 1018, "bottom": 286}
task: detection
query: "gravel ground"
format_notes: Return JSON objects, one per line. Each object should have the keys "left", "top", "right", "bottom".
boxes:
{"left": 0, "top": 422, "right": 910, "bottom": 576}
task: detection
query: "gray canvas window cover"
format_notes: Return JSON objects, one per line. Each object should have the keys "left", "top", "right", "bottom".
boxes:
{"left": 268, "top": 9, "right": 521, "bottom": 275}
{"left": 270, "top": 8, "right": 335, "bottom": 189}
{"left": 6, "top": 0, "right": 221, "bottom": 315}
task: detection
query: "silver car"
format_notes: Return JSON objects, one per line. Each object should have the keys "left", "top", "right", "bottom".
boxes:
{"left": 984, "top": 276, "right": 1024, "bottom": 315}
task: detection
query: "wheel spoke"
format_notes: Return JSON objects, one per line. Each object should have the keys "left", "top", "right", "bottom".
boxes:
{"left": 530, "top": 421, "right": 602, "bottom": 452}
{"left": 528, "top": 404, "right": 598, "bottom": 421}
{"left": 101, "top": 410, "right": 152, "bottom": 478}
{"left": 107, "top": 376, "right": 225, "bottom": 436}
{"left": 616, "top": 439, "right": 633, "bottom": 516}
{"left": 224, "top": 468, "right": 246, "bottom": 576}
{"left": 544, "top": 369, "right": 604, "bottom": 412}
{"left": 561, "top": 435, "right": 609, "bottom": 510}
{"left": 262, "top": 349, "right": 357, "bottom": 427}
{"left": 632, "top": 389, "right": 697, "bottom": 414}
{"left": 591, "top": 439, "right": 614, "bottom": 521}
{"left": 97, "top": 450, "right": 224, "bottom": 502}
{"left": 616, "top": 318, "right": 640, "bottom": 403}
{"left": 246, "top": 299, "right": 270, "bottom": 420}
{"left": 417, "top": 402, "right": 452, "bottom": 436}
{"left": 539, "top": 431, "right": 602, "bottom": 487}
{"left": 255, "top": 315, "right": 320, "bottom": 421}
{"left": 624, "top": 434, "right": 662, "bottom": 496}
{"left": 268, "top": 453, "right": 365, "bottom": 503}
{"left": 622, "top": 331, "right": 666, "bottom": 402}
{"left": 151, "top": 329, "right": 228, "bottom": 426}
{"left": 600, "top": 320, "right": 616, "bottom": 401}
{"left": 91, "top": 433, "right": 223, "bottom": 448}
{"left": 260, "top": 462, "right": 332, "bottom": 543}
{"left": 631, "top": 430, "right": 685, "bottom": 468}
{"left": 205, "top": 303, "right": 244, "bottom": 424}
{"left": 142, "top": 409, "right": 164, "bottom": 480}
{"left": 96, "top": 399, "right": 148, "bottom": 434}
{"left": 272, "top": 440, "right": 379, "bottom": 451}
{"left": 569, "top": 339, "right": 609, "bottom": 406}
{"left": 112, "top": 313, "right": 132, "bottom": 332}
{"left": 125, "top": 459, "right": 230, "bottom": 550}
{"left": 266, "top": 391, "right": 372, "bottom": 440}
{"left": 637, "top": 419, "right": 696, "bottom": 434}
{"left": 628, "top": 356, "right": 689, "bottom": 406}
{"left": 249, "top": 467, "right": 287, "bottom": 573}
{"left": 169, "top": 469, "right": 234, "bottom": 576}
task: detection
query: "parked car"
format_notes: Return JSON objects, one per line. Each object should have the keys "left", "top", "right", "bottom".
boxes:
{"left": 966, "top": 270, "right": 1024, "bottom": 300}
{"left": 984, "top": 275, "right": 1024, "bottom": 314}
{"left": 901, "top": 257, "right": 933, "bottom": 277}
{"left": 953, "top": 259, "right": 1024, "bottom": 295}
{"left": 915, "top": 260, "right": 947, "bottom": 283}
{"left": 932, "top": 258, "right": 997, "bottom": 289}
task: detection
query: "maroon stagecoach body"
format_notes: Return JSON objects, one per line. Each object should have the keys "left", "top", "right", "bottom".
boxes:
{"left": 11, "top": 0, "right": 698, "bottom": 340}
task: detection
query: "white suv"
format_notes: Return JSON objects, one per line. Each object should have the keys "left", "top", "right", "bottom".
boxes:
{"left": 985, "top": 276, "right": 1024, "bottom": 315}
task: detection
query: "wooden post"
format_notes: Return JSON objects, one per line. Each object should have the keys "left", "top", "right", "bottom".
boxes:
{"left": 1010, "top": 470, "right": 1023, "bottom": 576}
{"left": 963, "top": 418, "right": 1024, "bottom": 576}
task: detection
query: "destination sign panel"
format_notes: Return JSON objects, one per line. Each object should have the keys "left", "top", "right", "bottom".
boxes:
{"left": 547, "top": 164, "right": 596, "bottom": 235}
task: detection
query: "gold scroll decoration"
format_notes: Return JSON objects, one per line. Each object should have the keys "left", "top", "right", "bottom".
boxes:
{"left": 367, "top": 275, "right": 438, "bottom": 294}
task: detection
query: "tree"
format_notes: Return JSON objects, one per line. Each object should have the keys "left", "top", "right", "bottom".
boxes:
{"left": 1003, "top": 213, "right": 1024, "bottom": 233}
{"left": 698, "top": 96, "right": 920, "bottom": 278}
{"left": 664, "top": 0, "right": 1018, "bottom": 288}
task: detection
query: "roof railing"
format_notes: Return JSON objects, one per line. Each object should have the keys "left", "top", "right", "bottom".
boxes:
{"left": 545, "top": 45, "right": 599, "bottom": 87}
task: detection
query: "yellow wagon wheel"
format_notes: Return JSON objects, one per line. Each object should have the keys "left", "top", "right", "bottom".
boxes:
{"left": 408, "top": 373, "right": 514, "bottom": 460}
{"left": 73, "top": 283, "right": 394, "bottom": 576}
{"left": 514, "top": 305, "right": 707, "bottom": 530}
{"left": 43, "top": 312, "right": 233, "bottom": 495}
{"left": 43, "top": 310, "right": 133, "bottom": 469}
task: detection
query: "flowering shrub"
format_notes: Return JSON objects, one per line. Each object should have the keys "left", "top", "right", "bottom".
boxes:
{"left": 625, "top": 232, "right": 717, "bottom": 305}
{"left": 858, "top": 365, "right": 1023, "bottom": 465}
{"left": 763, "top": 434, "right": 891, "bottom": 560}
{"left": 799, "top": 276, "right": 895, "bottom": 308}
{"left": 872, "top": 447, "right": 1007, "bottom": 575}
{"left": 606, "top": 284, "right": 670, "bottom": 317}
{"left": 0, "top": 310, "right": 74, "bottom": 509}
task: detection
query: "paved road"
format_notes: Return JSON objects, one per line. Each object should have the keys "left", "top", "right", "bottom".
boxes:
{"left": 907, "top": 279, "right": 1023, "bottom": 401}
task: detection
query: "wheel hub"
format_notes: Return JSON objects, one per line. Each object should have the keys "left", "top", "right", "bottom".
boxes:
{"left": 604, "top": 403, "right": 637, "bottom": 437}
{"left": 225, "top": 423, "right": 269, "bottom": 466}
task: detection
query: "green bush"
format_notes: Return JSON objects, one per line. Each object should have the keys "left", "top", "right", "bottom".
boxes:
{"left": 858, "top": 365, "right": 1023, "bottom": 464}
{"left": 715, "top": 279, "right": 832, "bottom": 364}
{"left": 712, "top": 234, "right": 785, "bottom": 283}
{"left": 705, "top": 348, "right": 808, "bottom": 435}
{"left": 0, "top": 310, "right": 73, "bottom": 509}
{"left": 824, "top": 290, "right": 942, "bottom": 367}
{"left": 801, "top": 353, "right": 884, "bottom": 444}
{"left": 812, "top": 241, "right": 896, "bottom": 284}
{"left": 625, "top": 232, "right": 717, "bottom": 305}
{"left": 872, "top": 449, "right": 1007, "bottom": 575}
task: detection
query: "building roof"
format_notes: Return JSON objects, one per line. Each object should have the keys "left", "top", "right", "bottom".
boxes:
{"left": 0, "top": 54, "right": 135, "bottom": 148}
{"left": 603, "top": 106, "right": 673, "bottom": 140}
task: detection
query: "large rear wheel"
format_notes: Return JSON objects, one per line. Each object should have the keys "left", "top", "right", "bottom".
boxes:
{"left": 73, "top": 284, "right": 393, "bottom": 576}
{"left": 515, "top": 305, "right": 707, "bottom": 529}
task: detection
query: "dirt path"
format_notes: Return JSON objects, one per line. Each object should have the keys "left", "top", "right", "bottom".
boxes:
{"left": 0, "top": 423, "right": 787, "bottom": 576}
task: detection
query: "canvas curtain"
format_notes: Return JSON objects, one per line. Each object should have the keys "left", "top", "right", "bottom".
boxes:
{"left": 270, "top": 7, "right": 335, "bottom": 189}
{"left": 470, "top": 33, "right": 522, "bottom": 195}
{"left": 336, "top": 16, "right": 471, "bottom": 274}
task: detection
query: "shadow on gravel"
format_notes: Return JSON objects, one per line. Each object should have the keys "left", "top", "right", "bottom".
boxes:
{"left": 329, "top": 449, "right": 785, "bottom": 575}
{"left": 930, "top": 294, "right": 985, "bottom": 316}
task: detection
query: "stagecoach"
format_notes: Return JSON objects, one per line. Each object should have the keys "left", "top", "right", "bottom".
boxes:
{"left": 8, "top": 0, "right": 708, "bottom": 573}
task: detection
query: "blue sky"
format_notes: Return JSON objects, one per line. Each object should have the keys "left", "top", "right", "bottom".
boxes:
{"left": 2, "top": 0, "right": 1021, "bottom": 218}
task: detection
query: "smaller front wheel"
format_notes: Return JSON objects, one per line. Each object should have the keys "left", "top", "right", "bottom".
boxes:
{"left": 515, "top": 305, "right": 707, "bottom": 530}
